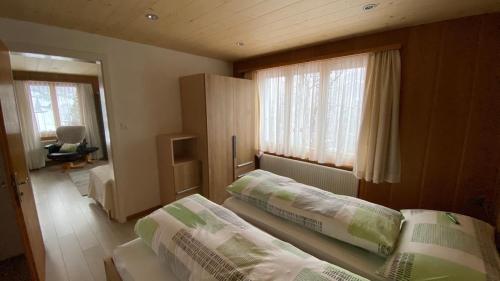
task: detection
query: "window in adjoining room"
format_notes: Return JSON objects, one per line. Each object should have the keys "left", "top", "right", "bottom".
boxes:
{"left": 28, "top": 81, "right": 82, "bottom": 138}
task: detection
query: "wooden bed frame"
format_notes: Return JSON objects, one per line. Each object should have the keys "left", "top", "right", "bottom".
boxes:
{"left": 104, "top": 256, "right": 123, "bottom": 281}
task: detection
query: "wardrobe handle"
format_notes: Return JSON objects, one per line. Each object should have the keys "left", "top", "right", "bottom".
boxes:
{"left": 232, "top": 135, "right": 236, "bottom": 159}
{"left": 236, "top": 161, "right": 253, "bottom": 168}
{"left": 176, "top": 186, "right": 200, "bottom": 195}
{"left": 236, "top": 173, "right": 249, "bottom": 179}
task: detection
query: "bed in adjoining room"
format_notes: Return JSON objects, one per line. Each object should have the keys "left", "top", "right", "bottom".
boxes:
{"left": 88, "top": 164, "right": 116, "bottom": 219}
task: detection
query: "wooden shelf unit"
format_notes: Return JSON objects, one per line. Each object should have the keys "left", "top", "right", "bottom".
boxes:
{"left": 157, "top": 134, "right": 202, "bottom": 204}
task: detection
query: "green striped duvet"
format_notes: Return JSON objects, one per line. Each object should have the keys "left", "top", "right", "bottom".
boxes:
{"left": 227, "top": 169, "right": 403, "bottom": 257}
{"left": 135, "top": 194, "right": 368, "bottom": 281}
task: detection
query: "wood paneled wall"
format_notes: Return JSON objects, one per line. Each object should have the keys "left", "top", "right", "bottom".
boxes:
{"left": 234, "top": 13, "right": 500, "bottom": 224}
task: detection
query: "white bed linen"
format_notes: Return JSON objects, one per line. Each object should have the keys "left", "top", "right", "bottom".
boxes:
{"left": 112, "top": 238, "right": 179, "bottom": 281}
{"left": 223, "top": 196, "right": 387, "bottom": 281}
{"left": 88, "top": 164, "right": 115, "bottom": 218}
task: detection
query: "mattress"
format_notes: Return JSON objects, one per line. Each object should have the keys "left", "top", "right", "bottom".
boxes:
{"left": 112, "top": 238, "right": 179, "bottom": 281}
{"left": 223, "top": 196, "right": 387, "bottom": 281}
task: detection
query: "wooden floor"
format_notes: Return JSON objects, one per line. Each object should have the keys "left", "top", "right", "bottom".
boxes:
{"left": 31, "top": 165, "right": 136, "bottom": 281}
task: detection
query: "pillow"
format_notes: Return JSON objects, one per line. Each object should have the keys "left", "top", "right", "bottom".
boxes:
{"left": 59, "top": 143, "right": 79, "bottom": 153}
{"left": 135, "top": 194, "right": 368, "bottom": 281}
{"left": 226, "top": 169, "right": 403, "bottom": 257}
{"left": 377, "top": 209, "right": 500, "bottom": 281}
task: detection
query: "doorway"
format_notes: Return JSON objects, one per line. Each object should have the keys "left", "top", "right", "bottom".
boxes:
{"left": 0, "top": 50, "right": 136, "bottom": 281}
{"left": 9, "top": 52, "right": 111, "bottom": 195}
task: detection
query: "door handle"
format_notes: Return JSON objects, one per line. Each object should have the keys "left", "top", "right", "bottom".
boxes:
{"left": 11, "top": 173, "right": 28, "bottom": 202}
{"left": 14, "top": 175, "right": 29, "bottom": 186}
{"left": 17, "top": 179, "right": 29, "bottom": 185}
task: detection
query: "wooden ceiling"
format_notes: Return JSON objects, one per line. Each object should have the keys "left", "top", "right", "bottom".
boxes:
{"left": 1, "top": 0, "right": 499, "bottom": 61}
{"left": 10, "top": 53, "right": 101, "bottom": 75}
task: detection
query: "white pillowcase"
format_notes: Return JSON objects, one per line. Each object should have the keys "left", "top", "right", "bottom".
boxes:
{"left": 377, "top": 209, "right": 500, "bottom": 281}
{"left": 227, "top": 169, "right": 404, "bottom": 257}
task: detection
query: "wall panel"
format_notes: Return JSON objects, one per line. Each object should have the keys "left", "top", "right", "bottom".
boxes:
{"left": 363, "top": 15, "right": 499, "bottom": 223}
{"left": 452, "top": 13, "right": 500, "bottom": 222}
{"left": 389, "top": 22, "right": 445, "bottom": 210}
{"left": 417, "top": 16, "right": 482, "bottom": 211}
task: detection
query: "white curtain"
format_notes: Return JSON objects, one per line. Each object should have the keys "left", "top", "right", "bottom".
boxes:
{"left": 257, "top": 53, "right": 368, "bottom": 167}
{"left": 78, "top": 83, "right": 103, "bottom": 159}
{"left": 14, "top": 81, "right": 46, "bottom": 170}
{"left": 354, "top": 50, "right": 401, "bottom": 183}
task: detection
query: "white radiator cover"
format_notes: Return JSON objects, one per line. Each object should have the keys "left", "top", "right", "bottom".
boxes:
{"left": 259, "top": 154, "right": 359, "bottom": 197}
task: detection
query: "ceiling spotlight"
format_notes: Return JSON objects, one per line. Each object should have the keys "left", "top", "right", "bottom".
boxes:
{"left": 236, "top": 42, "right": 245, "bottom": 47}
{"left": 145, "top": 13, "right": 159, "bottom": 20}
{"left": 362, "top": 3, "right": 378, "bottom": 11}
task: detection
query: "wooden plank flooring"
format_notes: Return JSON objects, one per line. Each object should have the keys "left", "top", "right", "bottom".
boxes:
{"left": 31, "top": 165, "right": 137, "bottom": 281}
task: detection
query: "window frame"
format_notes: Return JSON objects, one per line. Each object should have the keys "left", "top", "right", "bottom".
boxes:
{"left": 27, "top": 81, "right": 83, "bottom": 138}
{"left": 256, "top": 53, "right": 368, "bottom": 167}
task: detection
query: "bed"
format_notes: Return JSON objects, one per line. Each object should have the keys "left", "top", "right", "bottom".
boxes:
{"left": 105, "top": 194, "right": 374, "bottom": 281}
{"left": 105, "top": 238, "right": 178, "bottom": 281}
{"left": 223, "top": 167, "right": 500, "bottom": 281}
{"left": 223, "top": 196, "right": 386, "bottom": 281}
{"left": 104, "top": 234, "right": 379, "bottom": 281}
{"left": 88, "top": 164, "right": 116, "bottom": 218}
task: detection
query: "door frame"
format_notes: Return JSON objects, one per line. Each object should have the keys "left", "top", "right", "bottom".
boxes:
{"left": 0, "top": 71, "right": 42, "bottom": 281}
{"left": 3, "top": 41, "right": 125, "bottom": 221}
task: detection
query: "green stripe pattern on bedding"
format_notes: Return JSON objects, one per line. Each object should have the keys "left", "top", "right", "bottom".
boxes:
{"left": 377, "top": 209, "right": 500, "bottom": 281}
{"left": 226, "top": 169, "right": 403, "bottom": 257}
{"left": 135, "top": 194, "right": 368, "bottom": 281}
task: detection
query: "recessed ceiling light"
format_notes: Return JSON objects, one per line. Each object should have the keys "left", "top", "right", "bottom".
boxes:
{"left": 145, "top": 13, "right": 159, "bottom": 20}
{"left": 236, "top": 42, "right": 245, "bottom": 47}
{"left": 362, "top": 3, "right": 378, "bottom": 11}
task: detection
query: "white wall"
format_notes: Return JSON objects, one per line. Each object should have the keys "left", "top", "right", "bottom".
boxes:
{"left": 0, "top": 18, "right": 232, "bottom": 221}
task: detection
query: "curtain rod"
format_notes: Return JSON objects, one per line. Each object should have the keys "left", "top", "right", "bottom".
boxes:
{"left": 236, "top": 43, "right": 402, "bottom": 74}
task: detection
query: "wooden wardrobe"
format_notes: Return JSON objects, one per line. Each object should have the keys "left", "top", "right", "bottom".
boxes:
{"left": 180, "top": 74, "right": 256, "bottom": 204}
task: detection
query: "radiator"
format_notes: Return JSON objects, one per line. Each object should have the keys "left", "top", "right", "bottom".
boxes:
{"left": 259, "top": 154, "right": 359, "bottom": 197}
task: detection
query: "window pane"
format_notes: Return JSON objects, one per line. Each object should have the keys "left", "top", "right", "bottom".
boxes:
{"left": 324, "top": 67, "right": 366, "bottom": 156}
{"left": 55, "top": 85, "right": 81, "bottom": 126}
{"left": 257, "top": 53, "right": 368, "bottom": 166}
{"left": 260, "top": 76, "right": 286, "bottom": 153}
{"left": 29, "top": 84, "right": 56, "bottom": 134}
{"left": 291, "top": 72, "right": 320, "bottom": 154}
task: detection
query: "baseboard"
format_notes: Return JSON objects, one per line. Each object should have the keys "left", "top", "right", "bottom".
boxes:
{"left": 126, "top": 205, "right": 161, "bottom": 221}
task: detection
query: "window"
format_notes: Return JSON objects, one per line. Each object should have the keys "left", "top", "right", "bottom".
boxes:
{"left": 257, "top": 53, "right": 368, "bottom": 167}
{"left": 28, "top": 81, "right": 82, "bottom": 137}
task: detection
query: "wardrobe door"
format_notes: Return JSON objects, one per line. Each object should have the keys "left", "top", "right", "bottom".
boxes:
{"left": 205, "top": 74, "right": 234, "bottom": 203}
{"left": 180, "top": 74, "right": 209, "bottom": 197}
{"left": 234, "top": 79, "right": 256, "bottom": 178}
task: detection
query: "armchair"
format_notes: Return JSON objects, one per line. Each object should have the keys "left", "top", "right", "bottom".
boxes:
{"left": 45, "top": 126, "right": 98, "bottom": 168}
